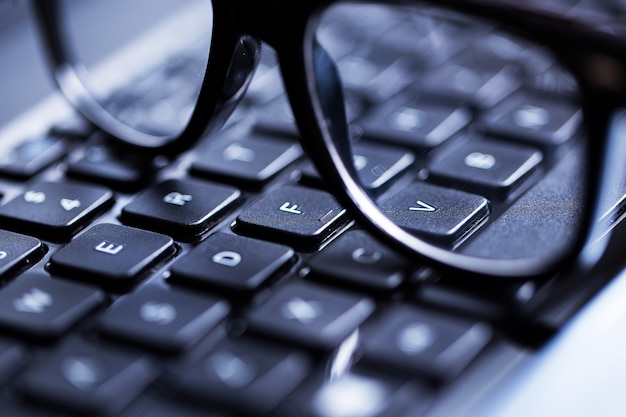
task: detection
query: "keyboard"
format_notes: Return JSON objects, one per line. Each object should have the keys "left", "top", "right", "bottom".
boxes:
{"left": 0, "top": 1, "right": 624, "bottom": 416}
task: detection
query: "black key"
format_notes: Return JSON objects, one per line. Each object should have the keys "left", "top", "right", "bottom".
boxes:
{"left": 234, "top": 185, "right": 349, "bottom": 251}
{"left": 172, "top": 337, "right": 310, "bottom": 415}
{"left": 0, "top": 403, "right": 56, "bottom": 417}
{"left": 99, "top": 285, "right": 229, "bottom": 353}
{"left": 0, "top": 273, "right": 104, "bottom": 339}
{"left": 300, "top": 142, "right": 414, "bottom": 193}
{"left": 481, "top": 90, "right": 582, "bottom": 151}
{"left": 253, "top": 94, "right": 361, "bottom": 137}
{"left": 0, "top": 339, "right": 25, "bottom": 385}
{"left": 0, "top": 230, "right": 44, "bottom": 277}
{"left": 334, "top": 40, "right": 423, "bottom": 103}
{"left": 0, "top": 136, "right": 69, "bottom": 179}
{"left": 0, "top": 181, "right": 114, "bottom": 241}
{"left": 18, "top": 338, "right": 157, "bottom": 416}
{"left": 310, "top": 371, "right": 426, "bottom": 417}
{"left": 190, "top": 132, "right": 302, "bottom": 189}
{"left": 252, "top": 95, "right": 299, "bottom": 137}
{"left": 428, "top": 139, "right": 543, "bottom": 198}
{"left": 67, "top": 139, "right": 157, "bottom": 191}
{"left": 529, "top": 65, "right": 580, "bottom": 97}
{"left": 351, "top": 142, "right": 415, "bottom": 191}
{"left": 50, "top": 111, "right": 95, "bottom": 139}
{"left": 246, "top": 281, "right": 374, "bottom": 349}
{"left": 372, "top": 15, "right": 464, "bottom": 67}
{"left": 120, "top": 179, "right": 240, "bottom": 239}
{"left": 358, "top": 96, "right": 471, "bottom": 150}
{"left": 170, "top": 233, "right": 294, "bottom": 293}
{"left": 110, "top": 79, "right": 197, "bottom": 137}
{"left": 308, "top": 230, "right": 409, "bottom": 292}
{"left": 380, "top": 182, "right": 489, "bottom": 246}
{"left": 49, "top": 223, "right": 174, "bottom": 286}
{"left": 120, "top": 399, "right": 226, "bottom": 417}
{"left": 418, "top": 49, "right": 522, "bottom": 109}
{"left": 361, "top": 305, "right": 492, "bottom": 382}
{"left": 414, "top": 284, "right": 505, "bottom": 320}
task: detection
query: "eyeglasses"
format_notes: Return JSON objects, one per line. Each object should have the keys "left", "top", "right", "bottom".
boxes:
{"left": 31, "top": 0, "right": 626, "bottom": 282}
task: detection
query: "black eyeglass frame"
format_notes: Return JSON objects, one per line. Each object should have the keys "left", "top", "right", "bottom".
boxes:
{"left": 32, "top": 0, "right": 626, "bottom": 281}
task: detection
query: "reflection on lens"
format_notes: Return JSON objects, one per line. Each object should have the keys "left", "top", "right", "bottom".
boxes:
{"left": 317, "top": 3, "right": 586, "bottom": 263}
{"left": 60, "top": 0, "right": 212, "bottom": 136}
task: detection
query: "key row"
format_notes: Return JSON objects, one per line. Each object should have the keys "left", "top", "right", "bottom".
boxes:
{"left": 0, "top": 275, "right": 491, "bottom": 416}
{"left": 0, "top": 178, "right": 480, "bottom": 247}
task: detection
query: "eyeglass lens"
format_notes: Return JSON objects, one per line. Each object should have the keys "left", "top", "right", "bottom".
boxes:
{"left": 312, "top": 3, "right": 589, "bottom": 264}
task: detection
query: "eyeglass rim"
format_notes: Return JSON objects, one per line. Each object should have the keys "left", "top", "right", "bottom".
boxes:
{"left": 32, "top": 0, "right": 261, "bottom": 156}
{"left": 33, "top": 0, "right": 626, "bottom": 280}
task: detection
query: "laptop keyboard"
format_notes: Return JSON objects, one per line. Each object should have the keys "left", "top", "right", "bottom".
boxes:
{"left": 0, "top": 1, "right": 622, "bottom": 416}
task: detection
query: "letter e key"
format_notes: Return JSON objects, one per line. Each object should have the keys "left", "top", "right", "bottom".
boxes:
{"left": 95, "top": 241, "right": 124, "bottom": 256}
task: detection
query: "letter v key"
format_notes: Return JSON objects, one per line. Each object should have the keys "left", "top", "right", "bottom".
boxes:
{"left": 409, "top": 200, "right": 437, "bottom": 212}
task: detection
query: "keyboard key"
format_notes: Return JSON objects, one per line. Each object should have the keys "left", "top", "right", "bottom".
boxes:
{"left": 49, "top": 111, "right": 95, "bottom": 139}
{"left": 66, "top": 137, "right": 158, "bottom": 191}
{"left": 109, "top": 75, "right": 198, "bottom": 137}
{"left": 0, "top": 181, "right": 114, "bottom": 241}
{"left": 170, "top": 233, "right": 294, "bottom": 293}
{"left": 418, "top": 49, "right": 522, "bottom": 109}
{"left": 0, "top": 403, "right": 55, "bottom": 417}
{"left": 98, "top": 285, "right": 229, "bottom": 353}
{"left": 428, "top": 139, "right": 543, "bottom": 198}
{"left": 49, "top": 223, "right": 174, "bottom": 286}
{"left": 414, "top": 283, "right": 506, "bottom": 320}
{"left": 120, "top": 179, "right": 240, "bottom": 239}
{"left": 246, "top": 281, "right": 374, "bottom": 349}
{"left": 234, "top": 185, "right": 349, "bottom": 251}
{"left": 300, "top": 142, "right": 414, "bottom": 193}
{"left": 253, "top": 95, "right": 299, "bottom": 137}
{"left": 172, "top": 337, "right": 310, "bottom": 414}
{"left": 312, "top": 374, "right": 393, "bottom": 417}
{"left": 310, "top": 372, "right": 426, "bottom": 417}
{"left": 529, "top": 65, "right": 580, "bottom": 97}
{"left": 119, "top": 399, "right": 226, "bottom": 417}
{"left": 481, "top": 90, "right": 582, "bottom": 151}
{"left": 358, "top": 96, "right": 471, "bottom": 150}
{"left": 190, "top": 132, "right": 302, "bottom": 189}
{"left": 0, "top": 135, "right": 69, "bottom": 179}
{"left": 0, "top": 273, "right": 104, "bottom": 339}
{"left": 0, "top": 339, "right": 25, "bottom": 385}
{"left": 380, "top": 182, "right": 489, "bottom": 246}
{"left": 334, "top": 40, "right": 423, "bottom": 103}
{"left": 361, "top": 305, "right": 491, "bottom": 382}
{"left": 308, "top": 230, "right": 409, "bottom": 292}
{"left": 18, "top": 338, "right": 158, "bottom": 416}
{"left": 0, "top": 230, "right": 43, "bottom": 277}
{"left": 121, "top": 396, "right": 230, "bottom": 417}
{"left": 253, "top": 94, "right": 362, "bottom": 137}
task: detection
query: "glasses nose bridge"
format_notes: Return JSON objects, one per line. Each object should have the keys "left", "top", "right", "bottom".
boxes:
{"left": 228, "top": 0, "right": 314, "bottom": 43}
